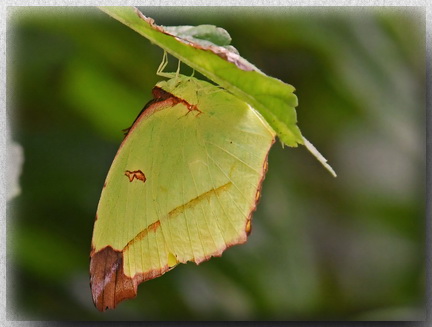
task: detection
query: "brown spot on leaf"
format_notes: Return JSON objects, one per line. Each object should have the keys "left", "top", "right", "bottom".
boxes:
{"left": 125, "top": 170, "right": 146, "bottom": 183}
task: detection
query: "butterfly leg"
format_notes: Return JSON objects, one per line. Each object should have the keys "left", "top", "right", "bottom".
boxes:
{"left": 156, "top": 51, "right": 185, "bottom": 82}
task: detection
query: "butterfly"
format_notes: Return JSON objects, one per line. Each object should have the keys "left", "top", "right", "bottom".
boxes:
{"left": 90, "top": 74, "right": 275, "bottom": 311}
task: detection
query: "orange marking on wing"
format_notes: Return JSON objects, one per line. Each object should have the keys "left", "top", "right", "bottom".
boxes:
{"left": 123, "top": 182, "right": 233, "bottom": 250}
{"left": 125, "top": 170, "right": 146, "bottom": 183}
{"left": 168, "top": 182, "right": 232, "bottom": 219}
{"left": 168, "top": 94, "right": 202, "bottom": 116}
{"left": 245, "top": 219, "right": 252, "bottom": 235}
{"left": 124, "top": 220, "right": 161, "bottom": 251}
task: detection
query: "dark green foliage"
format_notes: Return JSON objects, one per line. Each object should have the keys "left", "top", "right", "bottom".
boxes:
{"left": 7, "top": 6, "right": 425, "bottom": 321}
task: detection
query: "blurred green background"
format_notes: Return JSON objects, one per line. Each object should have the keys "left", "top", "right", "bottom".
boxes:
{"left": 7, "top": 6, "right": 425, "bottom": 321}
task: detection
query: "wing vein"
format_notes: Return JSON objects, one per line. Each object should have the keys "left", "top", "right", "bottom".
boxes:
{"left": 206, "top": 141, "right": 261, "bottom": 174}
{"left": 205, "top": 152, "right": 251, "bottom": 220}
{"left": 187, "top": 135, "right": 220, "bottom": 255}
{"left": 181, "top": 123, "right": 198, "bottom": 262}
{"left": 201, "top": 132, "right": 239, "bottom": 238}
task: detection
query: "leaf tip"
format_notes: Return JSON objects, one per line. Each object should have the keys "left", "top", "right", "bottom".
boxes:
{"left": 303, "top": 137, "right": 337, "bottom": 177}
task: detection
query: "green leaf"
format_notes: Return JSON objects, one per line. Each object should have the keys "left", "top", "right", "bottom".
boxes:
{"left": 163, "top": 24, "right": 233, "bottom": 48}
{"left": 98, "top": 6, "right": 302, "bottom": 147}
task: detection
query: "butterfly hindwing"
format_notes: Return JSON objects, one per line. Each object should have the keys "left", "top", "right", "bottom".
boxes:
{"left": 90, "top": 75, "right": 275, "bottom": 311}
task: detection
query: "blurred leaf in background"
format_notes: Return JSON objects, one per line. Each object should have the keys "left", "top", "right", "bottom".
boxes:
{"left": 6, "top": 6, "right": 425, "bottom": 321}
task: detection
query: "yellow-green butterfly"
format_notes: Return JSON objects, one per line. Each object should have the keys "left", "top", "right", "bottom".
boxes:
{"left": 90, "top": 73, "right": 275, "bottom": 311}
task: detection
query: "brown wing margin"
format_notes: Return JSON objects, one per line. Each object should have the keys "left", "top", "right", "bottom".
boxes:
{"left": 123, "top": 87, "right": 173, "bottom": 136}
{"left": 90, "top": 247, "right": 135, "bottom": 311}
{"left": 123, "top": 85, "right": 200, "bottom": 136}
{"left": 90, "top": 246, "right": 170, "bottom": 311}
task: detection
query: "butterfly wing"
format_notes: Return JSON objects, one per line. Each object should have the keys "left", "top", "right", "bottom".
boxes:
{"left": 90, "top": 76, "right": 275, "bottom": 311}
